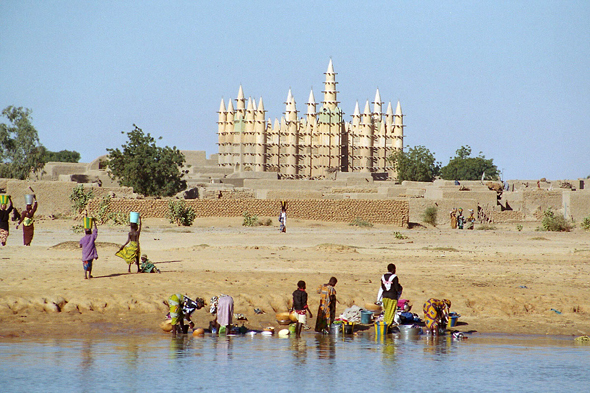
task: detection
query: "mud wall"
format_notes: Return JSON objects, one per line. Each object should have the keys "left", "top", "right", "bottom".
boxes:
{"left": 87, "top": 198, "right": 410, "bottom": 226}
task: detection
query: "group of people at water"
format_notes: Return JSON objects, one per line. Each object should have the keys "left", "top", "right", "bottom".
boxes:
{"left": 450, "top": 207, "right": 475, "bottom": 230}
{"left": 0, "top": 193, "right": 39, "bottom": 247}
{"left": 165, "top": 264, "right": 452, "bottom": 338}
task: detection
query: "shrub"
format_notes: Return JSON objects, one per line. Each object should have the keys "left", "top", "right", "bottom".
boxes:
{"left": 242, "top": 211, "right": 258, "bottom": 227}
{"left": 422, "top": 206, "right": 437, "bottom": 226}
{"left": 349, "top": 217, "right": 373, "bottom": 227}
{"left": 167, "top": 200, "right": 196, "bottom": 226}
{"left": 261, "top": 218, "right": 272, "bottom": 226}
{"left": 516, "top": 224, "right": 523, "bottom": 232}
{"left": 71, "top": 224, "right": 84, "bottom": 234}
{"left": 540, "top": 207, "right": 572, "bottom": 232}
{"left": 96, "top": 195, "right": 127, "bottom": 226}
{"left": 69, "top": 185, "right": 94, "bottom": 215}
{"left": 581, "top": 216, "right": 590, "bottom": 231}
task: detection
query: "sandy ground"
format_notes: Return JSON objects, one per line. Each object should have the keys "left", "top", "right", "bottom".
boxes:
{"left": 0, "top": 216, "right": 589, "bottom": 339}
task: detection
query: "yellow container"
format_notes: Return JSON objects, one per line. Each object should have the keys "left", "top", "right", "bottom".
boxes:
{"left": 0, "top": 195, "right": 8, "bottom": 205}
{"left": 374, "top": 321, "right": 388, "bottom": 339}
{"left": 83, "top": 217, "right": 94, "bottom": 229}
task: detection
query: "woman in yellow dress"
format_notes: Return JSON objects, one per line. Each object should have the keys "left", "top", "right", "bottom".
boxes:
{"left": 116, "top": 216, "right": 142, "bottom": 272}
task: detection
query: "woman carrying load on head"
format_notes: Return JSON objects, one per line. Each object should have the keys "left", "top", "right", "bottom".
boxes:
{"left": 423, "top": 298, "right": 451, "bottom": 335}
{"left": 168, "top": 294, "right": 205, "bottom": 336}
{"left": 315, "top": 277, "right": 337, "bottom": 333}
{"left": 116, "top": 216, "right": 141, "bottom": 273}
{"left": 16, "top": 195, "right": 38, "bottom": 246}
{"left": 0, "top": 196, "right": 14, "bottom": 246}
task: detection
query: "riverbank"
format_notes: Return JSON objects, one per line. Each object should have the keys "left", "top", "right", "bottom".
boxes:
{"left": 1, "top": 217, "right": 589, "bottom": 339}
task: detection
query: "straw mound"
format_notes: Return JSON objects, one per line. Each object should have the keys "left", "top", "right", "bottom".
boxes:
{"left": 50, "top": 241, "right": 121, "bottom": 250}
{"left": 315, "top": 243, "right": 358, "bottom": 253}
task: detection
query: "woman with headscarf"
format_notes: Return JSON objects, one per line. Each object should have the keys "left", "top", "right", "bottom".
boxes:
{"left": 423, "top": 298, "right": 451, "bottom": 335}
{"left": 376, "top": 263, "right": 403, "bottom": 329}
{"left": 315, "top": 277, "right": 337, "bottom": 333}
{"left": 16, "top": 195, "right": 38, "bottom": 246}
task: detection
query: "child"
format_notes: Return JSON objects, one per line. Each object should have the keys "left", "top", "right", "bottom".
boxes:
{"left": 79, "top": 219, "right": 98, "bottom": 279}
{"left": 279, "top": 201, "right": 287, "bottom": 233}
{"left": 292, "top": 280, "right": 313, "bottom": 338}
{"left": 139, "top": 254, "right": 161, "bottom": 273}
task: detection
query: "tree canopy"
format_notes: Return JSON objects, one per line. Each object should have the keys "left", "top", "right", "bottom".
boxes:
{"left": 388, "top": 145, "right": 441, "bottom": 182}
{"left": 44, "top": 149, "right": 81, "bottom": 163}
{"left": 0, "top": 106, "right": 46, "bottom": 179}
{"left": 440, "top": 145, "right": 499, "bottom": 181}
{"left": 105, "top": 125, "right": 188, "bottom": 197}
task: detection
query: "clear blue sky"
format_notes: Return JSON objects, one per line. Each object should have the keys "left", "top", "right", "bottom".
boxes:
{"left": 1, "top": 1, "right": 588, "bottom": 180}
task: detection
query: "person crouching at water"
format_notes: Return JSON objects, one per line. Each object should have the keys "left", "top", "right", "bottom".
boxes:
{"left": 116, "top": 216, "right": 141, "bottom": 272}
{"left": 423, "top": 298, "right": 451, "bottom": 335}
{"left": 315, "top": 277, "right": 337, "bottom": 333}
{"left": 16, "top": 195, "right": 38, "bottom": 246}
{"left": 79, "top": 219, "right": 98, "bottom": 279}
{"left": 292, "top": 280, "right": 313, "bottom": 338}
{"left": 168, "top": 294, "right": 205, "bottom": 336}
{"left": 376, "top": 264, "right": 403, "bottom": 329}
{"left": 0, "top": 196, "right": 14, "bottom": 246}
{"left": 216, "top": 295, "right": 234, "bottom": 334}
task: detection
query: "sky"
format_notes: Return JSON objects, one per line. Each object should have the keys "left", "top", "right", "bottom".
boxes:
{"left": 1, "top": 1, "right": 589, "bottom": 180}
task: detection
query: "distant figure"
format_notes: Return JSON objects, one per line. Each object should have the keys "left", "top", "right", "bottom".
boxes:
{"left": 16, "top": 195, "right": 38, "bottom": 246}
{"left": 467, "top": 209, "right": 476, "bottom": 230}
{"left": 116, "top": 216, "right": 142, "bottom": 272}
{"left": 376, "top": 264, "right": 403, "bottom": 329}
{"left": 315, "top": 277, "right": 337, "bottom": 333}
{"left": 292, "top": 280, "right": 313, "bottom": 338}
{"left": 457, "top": 208, "right": 465, "bottom": 229}
{"left": 279, "top": 201, "right": 287, "bottom": 233}
{"left": 423, "top": 298, "right": 451, "bottom": 335}
{"left": 0, "top": 196, "right": 14, "bottom": 246}
{"left": 79, "top": 219, "right": 98, "bottom": 279}
{"left": 454, "top": 180, "right": 460, "bottom": 186}
{"left": 450, "top": 208, "right": 457, "bottom": 229}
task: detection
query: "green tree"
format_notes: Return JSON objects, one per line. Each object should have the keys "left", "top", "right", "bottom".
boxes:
{"left": 440, "top": 145, "right": 499, "bottom": 181}
{"left": 105, "top": 125, "right": 188, "bottom": 197}
{"left": 388, "top": 145, "right": 440, "bottom": 182}
{"left": 0, "top": 106, "right": 46, "bottom": 179}
{"left": 44, "top": 149, "right": 81, "bottom": 163}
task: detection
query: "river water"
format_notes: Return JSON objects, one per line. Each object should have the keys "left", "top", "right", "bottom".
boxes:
{"left": 1, "top": 332, "right": 589, "bottom": 392}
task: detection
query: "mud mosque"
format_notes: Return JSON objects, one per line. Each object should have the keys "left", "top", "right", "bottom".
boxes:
{"left": 216, "top": 60, "right": 405, "bottom": 179}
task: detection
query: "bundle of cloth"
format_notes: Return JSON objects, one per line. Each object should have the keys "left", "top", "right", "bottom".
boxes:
{"left": 339, "top": 305, "right": 362, "bottom": 323}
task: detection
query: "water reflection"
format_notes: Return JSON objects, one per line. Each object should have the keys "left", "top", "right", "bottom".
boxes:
{"left": 290, "top": 337, "right": 308, "bottom": 363}
{"left": 315, "top": 335, "right": 336, "bottom": 360}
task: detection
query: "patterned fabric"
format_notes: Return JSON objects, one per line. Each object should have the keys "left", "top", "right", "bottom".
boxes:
{"left": 315, "top": 284, "right": 336, "bottom": 332}
{"left": 0, "top": 229, "right": 8, "bottom": 244}
{"left": 382, "top": 297, "right": 397, "bottom": 326}
{"left": 423, "top": 298, "right": 451, "bottom": 330}
{"left": 168, "top": 294, "right": 185, "bottom": 325}
{"left": 115, "top": 241, "right": 139, "bottom": 264}
{"left": 83, "top": 259, "right": 93, "bottom": 272}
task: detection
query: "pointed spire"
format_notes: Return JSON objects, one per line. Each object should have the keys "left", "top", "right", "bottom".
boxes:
{"left": 257, "top": 97, "right": 265, "bottom": 112}
{"left": 237, "top": 85, "right": 244, "bottom": 100}
{"left": 395, "top": 100, "right": 402, "bottom": 116}
{"left": 307, "top": 88, "right": 315, "bottom": 105}
{"left": 353, "top": 101, "right": 360, "bottom": 117}
{"left": 227, "top": 98, "right": 234, "bottom": 113}
{"left": 386, "top": 102, "right": 393, "bottom": 116}
{"left": 374, "top": 89, "right": 382, "bottom": 105}
{"left": 286, "top": 88, "right": 293, "bottom": 104}
{"left": 363, "top": 100, "right": 371, "bottom": 115}
{"left": 219, "top": 98, "right": 226, "bottom": 113}
{"left": 246, "top": 97, "right": 254, "bottom": 111}
{"left": 326, "top": 58, "right": 335, "bottom": 74}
